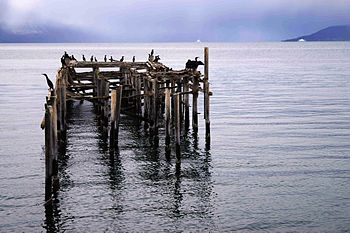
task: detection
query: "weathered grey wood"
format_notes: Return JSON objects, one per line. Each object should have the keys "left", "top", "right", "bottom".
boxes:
{"left": 45, "top": 104, "right": 53, "bottom": 201}
{"left": 165, "top": 88, "right": 171, "bottom": 158}
{"left": 175, "top": 94, "right": 181, "bottom": 164}
{"left": 69, "top": 61, "right": 149, "bottom": 69}
{"left": 152, "top": 78, "right": 159, "bottom": 146}
{"left": 109, "top": 86, "right": 123, "bottom": 150}
{"left": 192, "top": 75, "right": 199, "bottom": 131}
{"left": 204, "top": 47, "right": 210, "bottom": 146}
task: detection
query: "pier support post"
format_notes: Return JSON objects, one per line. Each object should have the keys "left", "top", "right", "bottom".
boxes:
{"left": 204, "top": 47, "right": 210, "bottom": 147}
{"left": 175, "top": 94, "right": 181, "bottom": 165}
{"left": 152, "top": 78, "right": 159, "bottom": 146}
{"left": 183, "top": 77, "right": 190, "bottom": 129}
{"left": 165, "top": 88, "right": 171, "bottom": 158}
{"left": 45, "top": 104, "right": 54, "bottom": 201}
{"left": 192, "top": 75, "right": 199, "bottom": 132}
{"left": 110, "top": 86, "right": 123, "bottom": 150}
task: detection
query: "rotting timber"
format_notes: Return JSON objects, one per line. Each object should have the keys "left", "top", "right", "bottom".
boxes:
{"left": 42, "top": 47, "right": 211, "bottom": 202}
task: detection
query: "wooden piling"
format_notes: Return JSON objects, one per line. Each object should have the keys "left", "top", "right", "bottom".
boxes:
{"left": 165, "top": 88, "right": 171, "bottom": 157}
{"left": 110, "top": 86, "right": 123, "bottom": 150}
{"left": 192, "top": 75, "right": 199, "bottom": 132}
{"left": 152, "top": 78, "right": 159, "bottom": 146}
{"left": 183, "top": 77, "right": 190, "bottom": 129}
{"left": 45, "top": 105, "right": 53, "bottom": 200}
{"left": 204, "top": 47, "right": 210, "bottom": 146}
{"left": 175, "top": 94, "right": 181, "bottom": 164}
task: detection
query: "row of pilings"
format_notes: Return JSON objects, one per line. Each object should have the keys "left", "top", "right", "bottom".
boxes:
{"left": 42, "top": 47, "right": 211, "bottom": 203}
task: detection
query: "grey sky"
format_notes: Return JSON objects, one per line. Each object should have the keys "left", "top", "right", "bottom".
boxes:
{"left": 1, "top": 0, "right": 350, "bottom": 41}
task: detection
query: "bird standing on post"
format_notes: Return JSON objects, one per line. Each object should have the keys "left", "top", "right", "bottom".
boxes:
{"left": 154, "top": 55, "right": 160, "bottom": 62}
{"left": 132, "top": 56, "right": 135, "bottom": 62}
{"left": 110, "top": 56, "right": 114, "bottom": 62}
{"left": 120, "top": 56, "right": 124, "bottom": 62}
{"left": 90, "top": 55, "right": 93, "bottom": 62}
{"left": 82, "top": 55, "right": 86, "bottom": 61}
{"left": 42, "top": 74, "right": 54, "bottom": 90}
{"left": 104, "top": 55, "right": 107, "bottom": 62}
{"left": 94, "top": 57, "right": 97, "bottom": 62}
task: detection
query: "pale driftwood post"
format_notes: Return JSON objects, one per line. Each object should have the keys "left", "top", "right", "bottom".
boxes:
{"left": 165, "top": 88, "right": 171, "bottom": 157}
{"left": 192, "top": 75, "right": 199, "bottom": 132}
{"left": 175, "top": 94, "right": 181, "bottom": 164}
{"left": 204, "top": 47, "right": 210, "bottom": 146}
{"left": 110, "top": 86, "right": 123, "bottom": 150}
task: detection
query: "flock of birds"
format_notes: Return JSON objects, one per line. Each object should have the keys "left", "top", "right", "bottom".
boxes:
{"left": 43, "top": 50, "right": 204, "bottom": 90}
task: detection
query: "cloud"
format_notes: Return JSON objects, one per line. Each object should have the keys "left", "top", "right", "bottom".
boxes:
{"left": 1, "top": 0, "right": 350, "bottom": 41}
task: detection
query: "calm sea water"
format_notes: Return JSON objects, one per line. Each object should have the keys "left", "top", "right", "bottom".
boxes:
{"left": 0, "top": 42, "right": 350, "bottom": 232}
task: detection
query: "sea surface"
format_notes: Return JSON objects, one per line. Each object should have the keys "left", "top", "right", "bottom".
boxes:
{"left": 0, "top": 42, "right": 350, "bottom": 232}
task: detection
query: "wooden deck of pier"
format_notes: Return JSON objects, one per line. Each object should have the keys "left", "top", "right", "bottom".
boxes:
{"left": 42, "top": 47, "right": 211, "bottom": 202}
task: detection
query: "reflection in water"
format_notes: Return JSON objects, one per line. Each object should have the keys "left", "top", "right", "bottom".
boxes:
{"left": 43, "top": 100, "right": 214, "bottom": 231}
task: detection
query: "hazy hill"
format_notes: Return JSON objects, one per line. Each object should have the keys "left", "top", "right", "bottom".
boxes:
{"left": 283, "top": 25, "right": 350, "bottom": 42}
{"left": 0, "top": 23, "right": 103, "bottom": 43}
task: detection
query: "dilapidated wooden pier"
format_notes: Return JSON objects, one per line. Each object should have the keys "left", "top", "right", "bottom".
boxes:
{"left": 42, "top": 47, "right": 211, "bottom": 202}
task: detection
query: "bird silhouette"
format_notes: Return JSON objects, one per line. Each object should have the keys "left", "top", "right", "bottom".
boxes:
{"left": 94, "top": 57, "right": 97, "bottom": 62}
{"left": 154, "top": 55, "right": 160, "bottom": 62}
{"left": 151, "top": 49, "right": 154, "bottom": 56}
{"left": 90, "top": 56, "right": 93, "bottom": 62}
{"left": 42, "top": 73, "right": 54, "bottom": 90}
{"left": 104, "top": 55, "right": 107, "bottom": 62}
{"left": 120, "top": 56, "right": 124, "bottom": 62}
{"left": 110, "top": 56, "right": 114, "bottom": 62}
{"left": 132, "top": 56, "right": 135, "bottom": 62}
{"left": 82, "top": 55, "right": 86, "bottom": 61}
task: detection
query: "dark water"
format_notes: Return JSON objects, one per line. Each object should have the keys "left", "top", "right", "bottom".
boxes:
{"left": 1, "top": 42, "right": 350, "bottom": 232}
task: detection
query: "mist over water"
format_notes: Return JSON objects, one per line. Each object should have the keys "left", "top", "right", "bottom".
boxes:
{"left": 0, "top": 42, "right": 350, "bottom": 232}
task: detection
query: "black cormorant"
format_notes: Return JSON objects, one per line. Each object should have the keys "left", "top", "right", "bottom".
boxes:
{"left": 110, "top": 56, "right": 114, "bottom": 62}
{"left": 42, "top": 73, "right": 54, "bottom": 90}
{"left": 94, "top": 57, "right": 97, "bottom": 62}
{"left": 82, "top": 55, "right": 86, "bottom": 61}
{"left": 120, "top": 56, "right": 124, "bottom": 62}
{"left": 132, "top": 56, "right": 135, "bottom": 62}
{"left": 104, "top": 55, "right": 107, "bottom": 62}
{"left": 154, "top": 55, "right": 160, "bottom": 62}
{"left": 151, "top": 49, "right": 154, "bottom": 56}
{"left": 71, "top": 55, "right": 76, "bottom": 61}
{"left": 61, "top": 56, "right": 66, "bottom": 66}
{"left": 90, "top": 56, "right": 94, "bottom": 62}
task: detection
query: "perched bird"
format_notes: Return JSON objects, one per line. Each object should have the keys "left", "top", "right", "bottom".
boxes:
{"left": 82, "top": 55, "right": 86, "bottom": 61}
{"left": 151, "top": 49, "right": 154, "bottom": 56}
{"left": 90, "top": 55, "right": 94, "bottom": 62}
{"left": 109, "top": 56, "right": 114, "bottom": 62}
{"left": 64, "top": 51, "right": 69, "bottom": 59}
{"left": 94, "top": 57, "right": 97, "bottom": 62}
{"left": 132, "top": 56, "right": 135, "bottom": 62}
{"left": 104, "top": 55, "right": 107, "bottom": 62}
{"left": 185, "top": 59, "right": 204, "bottom": 70}
{"left": 61, "top": 56, "right": 66, "bottom": 66}
{"left": 71, "top": 55, "right": 77, "bottom": 61}
{"left": 120, "top": 56, "right": 124, "bottom": 62}
{"left": 42, "top": 73, "right": 54, "bottom": 90}
{"left": 154, "top": 55, "right": 160, "bottom": 62}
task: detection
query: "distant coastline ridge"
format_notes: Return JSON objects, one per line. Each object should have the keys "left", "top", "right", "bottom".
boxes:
{"left": 283, "top": 25, "right": 350, "bottom": 42}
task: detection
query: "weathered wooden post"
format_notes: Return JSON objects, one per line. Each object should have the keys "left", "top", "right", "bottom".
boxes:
{"left": 192, "top": 75, "right": 199, "bottom": 132}
{"left": 152, "top": 78, "right": 159, "bottom": 146}
{"left": 45, "top": 104, "right": 53, "bottom": 201}
{"left": 204, "top": 47, "right": 210, "bottom": 147}
{"left": 143, "top": 77, "right": 150, "bottom": 129}
{"left": 175, "top": 94, "right": 181, "bottom": 165}
{"left": 165, "top": 88, "right": 171, "bottom": 158}
{"left": 110, "top": 86, "right": 123, "bottom": 150}
{"left": 183, "top": 77, "right": 190, "bottom": 129}
{"left": 57, "top": 72, "right": 67, "bottom": 146}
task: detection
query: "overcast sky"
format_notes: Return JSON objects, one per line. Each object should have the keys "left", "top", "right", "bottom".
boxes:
{"left": 1, "top": 0, "right": 350, "bottom": 42}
